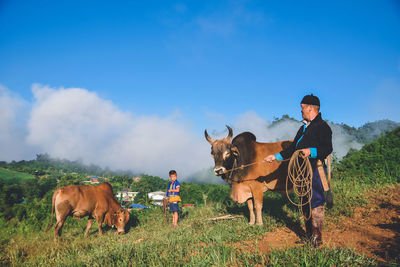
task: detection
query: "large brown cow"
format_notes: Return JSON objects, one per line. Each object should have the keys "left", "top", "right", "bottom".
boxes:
{"left": 205, "top": 126, "right": 292, "bottom": 225}
{"left": 47, "top": 182, "right": 130, "bottom": 240}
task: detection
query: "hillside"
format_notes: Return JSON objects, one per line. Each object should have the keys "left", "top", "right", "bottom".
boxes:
{"left": 335, "top": 126, "right": 400, "bottom": 182}
{"left": 0, "top": 168, "right": 34, "bottom": 183}
{"left": 340, "top": 119, "right": 400, "bottom": 144}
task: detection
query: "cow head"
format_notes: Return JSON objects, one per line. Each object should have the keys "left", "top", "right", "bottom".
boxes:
{"left": 205, "top": 125, "right": 239, "bottom": 177}
{"left": 113, "top": 208, "right": 130, "bottom": 235}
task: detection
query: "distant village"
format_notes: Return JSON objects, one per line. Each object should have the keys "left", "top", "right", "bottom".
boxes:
{"left": 84, "top": 175, "right": 166, "bottom": 206}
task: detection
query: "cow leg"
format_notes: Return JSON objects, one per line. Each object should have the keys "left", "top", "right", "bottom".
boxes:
{"left": 254, "top": 192, "right": 264, "bottom": 225}
{"left": 247, "top": 198, "right": 255, "bottom": 225}
{"left": 54, "top": 201, "right": 71, "bottom": 241}
{"left": 84, "top": 216, "right": 94, "bottom": 237}
{"left": 96, "top": 214, "right": 104, "bottom": 236}
{"left": 54, "top": 216, "right": 67, "bottom": 241}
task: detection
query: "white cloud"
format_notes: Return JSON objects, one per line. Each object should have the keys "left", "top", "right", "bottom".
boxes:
{"left": 328, "top": 123, "right": 363, "bottom": 159}
{"left": 0, "top": 85, "right": 35, "bottom": 161}
{"left": 27, "top": 84, "right": 211, "bottom": 179}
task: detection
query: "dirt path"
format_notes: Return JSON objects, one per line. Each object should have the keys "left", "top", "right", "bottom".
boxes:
{"left": 248, "top": 185, "right": 400, "bottom": 263}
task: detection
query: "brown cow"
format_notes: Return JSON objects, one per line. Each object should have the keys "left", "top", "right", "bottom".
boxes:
{"left": 47, "top": 182, "right": 130, "bottom": 240}
{"left": 205, "top": 126, "right": 292, "bottom": 225}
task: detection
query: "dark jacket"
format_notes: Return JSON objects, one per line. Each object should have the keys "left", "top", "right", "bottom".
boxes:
{"left": 276, "top": 113, "right": 333, "bottom": 169}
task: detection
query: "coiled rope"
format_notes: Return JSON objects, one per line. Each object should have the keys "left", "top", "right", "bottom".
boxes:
{"left": 286, "top": 150, "right": 313, "bottom": 220}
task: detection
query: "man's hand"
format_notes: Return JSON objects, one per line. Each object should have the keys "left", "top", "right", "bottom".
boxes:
{"left": 263, "top": 154, "right": 276, "bottom": 163}
{"left": 299, "top": 148, "right": 311, "bottom": 159}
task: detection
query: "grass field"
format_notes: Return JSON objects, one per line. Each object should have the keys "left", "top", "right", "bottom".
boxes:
{"left": 0, "top": 204, "right": 376, "bottom": 266}
{"left": 0, "top": 168, "right": 34, "bottom": 183}
{"left": 2, "top": 177, "right": 392, "bottom": 266}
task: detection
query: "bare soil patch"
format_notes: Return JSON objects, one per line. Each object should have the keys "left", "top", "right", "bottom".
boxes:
{"left": 238, "top": 184, "right": 400, "bottom": 263}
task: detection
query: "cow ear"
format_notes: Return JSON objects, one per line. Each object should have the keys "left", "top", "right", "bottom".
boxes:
{"left": 231, "top": 146, "right": 240, "bottom": 157}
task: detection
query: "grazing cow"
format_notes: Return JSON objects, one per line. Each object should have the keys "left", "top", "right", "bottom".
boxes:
{"left": 47, "top": 182, "right": 130, "bottom": 239}
{"left": 205, "top": 126, "right": 292, "bottom": 225}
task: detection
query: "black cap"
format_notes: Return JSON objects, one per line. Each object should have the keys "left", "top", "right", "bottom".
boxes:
{"left": 301, "top": 94, "right": 320, "bottom": 106}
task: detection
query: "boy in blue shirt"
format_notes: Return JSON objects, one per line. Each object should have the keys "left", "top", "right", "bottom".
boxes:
{"left": 166, "top": 170, "right": 181, "bottom": 228}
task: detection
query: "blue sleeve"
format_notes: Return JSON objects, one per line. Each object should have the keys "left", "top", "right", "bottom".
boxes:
{"left": 274, "top": 153, "right": 284, "bottom": 162}
{"left": 175, "top": 180, "right": 181, "bottom": 188}
{"left": 166, "top": 182, "right": 171, "bottom": 197}
{"left": 309, "top": 148, "right": 317, "bottom": 158}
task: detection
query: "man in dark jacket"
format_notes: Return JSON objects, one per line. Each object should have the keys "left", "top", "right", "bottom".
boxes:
{"left": 264, "top": 94, "right": 333, "bottom": 247}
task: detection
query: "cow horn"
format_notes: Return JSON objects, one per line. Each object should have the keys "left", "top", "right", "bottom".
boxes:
{"left": 204, "top": 129, "right": 214, "bottom": 144}
{"left": 226, "top": 125, "right": 233, "bottom": 141}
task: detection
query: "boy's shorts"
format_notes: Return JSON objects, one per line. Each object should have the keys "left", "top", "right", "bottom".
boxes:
{"left": 169, "top": 202, "right": 179, "bottom": 213}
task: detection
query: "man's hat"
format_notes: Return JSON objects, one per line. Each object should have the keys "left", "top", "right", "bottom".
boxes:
{"left": 301, "top": 94, "right": 320, "bottom": 106}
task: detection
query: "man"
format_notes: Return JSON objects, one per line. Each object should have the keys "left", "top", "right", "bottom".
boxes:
{"left": 264, "top": 94, "right": 332, "bottom": 247}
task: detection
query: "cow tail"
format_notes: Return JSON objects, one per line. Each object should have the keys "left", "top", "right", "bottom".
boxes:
{"left": 46, "top": 189, "right": 58, "bottom": 232}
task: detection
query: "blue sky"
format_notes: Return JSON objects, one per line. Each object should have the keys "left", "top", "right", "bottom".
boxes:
{"left": 0, "top": 1, "right": 399, "bottom": 177}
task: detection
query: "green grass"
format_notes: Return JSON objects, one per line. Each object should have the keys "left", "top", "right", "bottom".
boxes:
{"left": 0, "top": 199, "right": 379, "bottom": 266}
{"left": 268, "top": 245, "right": 376, "bottom": 266}
{"left": 0, "top": 168, "right": 34, "bottom": 183}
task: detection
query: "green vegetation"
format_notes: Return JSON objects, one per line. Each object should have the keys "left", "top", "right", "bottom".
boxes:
{"left": 335, "top": 127, "right": 400, "bottom": 184}
{"left": 268, "top": 245, "right": 375, "bottom": 266}
{"left": 0, "top": 203, "right": 377, "bottom": 266}
{"left": 0, "top": 127, "right": 399, "bottom": 265}
{"left": 326, "top": 127, "right": 400, "bottom": 218}
{"left": 0, "top": 168, "right": 34, "bottom": 183}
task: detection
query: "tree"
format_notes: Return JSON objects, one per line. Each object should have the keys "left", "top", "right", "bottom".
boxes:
{"left": 57, "top": 174, "right": 83, "bottom": 188}
{"left": 207, "top": 185, "right": 230, "bottom": 203}
{"left": 38, "top": 176, "right": 57, "bottom": 198}
{"left": 21, "top": 179, "right": 40, "bottom": 201}
{"left": 180, "top": 183, "right": 203, "bottom": 205}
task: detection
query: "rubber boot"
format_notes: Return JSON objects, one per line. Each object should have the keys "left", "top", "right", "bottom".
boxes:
{"left": 311, "top": 224, "right": 322, "bottom": 247}
{"left": 311, "top": 206, "right": 324, "bottom": 247}
{"left": 305, "top": 218, "right": 313, "bottom": 240}
{"left": 295, "top": 218, "right": 312, "bottom": 245}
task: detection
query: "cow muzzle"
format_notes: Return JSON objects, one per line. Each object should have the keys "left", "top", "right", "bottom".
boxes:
{"left": 214, "top": 167, "right": 226, "bottom": 176}
{"left": 115, "top": 230, "right": 125, "bottom": 235}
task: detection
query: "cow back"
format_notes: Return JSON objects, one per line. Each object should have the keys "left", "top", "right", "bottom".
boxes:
{"left": 56, "top": 182, "right": 121, "bottom": 219}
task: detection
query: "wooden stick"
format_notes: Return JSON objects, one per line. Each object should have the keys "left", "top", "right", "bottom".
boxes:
{"left": 207, "top": 214, "right": 243, "bottom": 221}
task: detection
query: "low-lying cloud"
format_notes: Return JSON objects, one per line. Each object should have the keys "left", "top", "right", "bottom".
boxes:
{"left": 26, "top": 84, "right": 211, "bottom": 178}
{"left": 0, "top": 86, "right": 36, "bottom": 161}
{"left": 2, "top": 84, "right": 363, "bottom": 183}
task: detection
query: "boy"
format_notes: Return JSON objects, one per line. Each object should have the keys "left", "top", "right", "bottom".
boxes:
{"left": 166, "top": 170, "right": 181, "bottom": 228}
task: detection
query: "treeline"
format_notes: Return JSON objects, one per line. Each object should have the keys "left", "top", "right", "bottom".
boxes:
{"left": 0, "top": 173, "right": 232, "bottom": 225}
{"left": 339, "top": 119, "right": 400, "bottom": 144}
{"left": 0, "top": 159, "right": 232, "bottom": 225}
{"left": 334, "top": 126, "right": 400, "bottom": 184}
{"left": 0, "top": 153, "right": 126, "bottom": 178}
